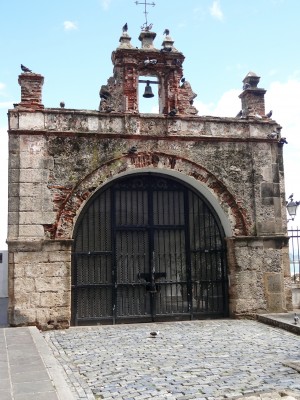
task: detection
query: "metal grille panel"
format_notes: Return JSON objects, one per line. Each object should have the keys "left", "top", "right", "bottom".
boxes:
{"left": 72, "top": 174, "right": 228, "bottom": 325}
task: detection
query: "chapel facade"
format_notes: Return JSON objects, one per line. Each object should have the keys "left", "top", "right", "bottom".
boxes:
{"left": 7, "top": 26, "right": 292, "bottom": 329}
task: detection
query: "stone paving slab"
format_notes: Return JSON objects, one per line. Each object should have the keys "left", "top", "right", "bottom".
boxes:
{"left": 43, "top": 320, "right": 300, "bottom": 400}
{"left": 257, "top": 310, "right": 300, "bottom": 335}
{"left": 0, "top": 327, "right": 60, "bottom": 400}
{"left": 0, "top": 326, "right": 75, "bottom": 400}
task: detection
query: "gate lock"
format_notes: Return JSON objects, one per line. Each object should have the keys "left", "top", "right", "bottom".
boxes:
{"left": 138, "top": 272, "right": 167, "bottom": 293}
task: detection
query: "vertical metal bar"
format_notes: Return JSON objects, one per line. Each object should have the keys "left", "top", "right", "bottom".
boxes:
{"left": 184, "top": 189, "right": 192, "bottom": 318}
{"left": 111, "top": 187, "right": 117, "bottom": 324}
{"left": 72, "top": 173, "right": 228, "bottom": 324}
{"left": 148, "top": 175, "right": 155, "bottom": 320}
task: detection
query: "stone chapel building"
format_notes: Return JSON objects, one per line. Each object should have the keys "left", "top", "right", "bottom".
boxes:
{"left": 7, "top": 26, "right": 291, "bottom": 329}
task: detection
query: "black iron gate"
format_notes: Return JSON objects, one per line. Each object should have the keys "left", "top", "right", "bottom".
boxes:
{"left": 72, "top": 174, "right": 228, "bottom": 325}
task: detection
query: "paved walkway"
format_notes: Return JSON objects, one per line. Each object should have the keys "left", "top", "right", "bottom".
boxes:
{"left": 0, "top": 311, "right": 300, "bottom": 399}
{"left": 0, "top": 326, "right": 74, "bottom": 400}
{"left": 43, "top": 319, "right": 300, "bottom": 400}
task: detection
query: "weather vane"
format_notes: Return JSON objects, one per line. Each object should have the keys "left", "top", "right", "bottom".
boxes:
{"left": 134, "top": 1, "right": 155, "bottom": 31}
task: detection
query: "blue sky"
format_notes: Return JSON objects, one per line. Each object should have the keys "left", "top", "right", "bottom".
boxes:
{"left": 0, "top": 0, "right": 300, "bottom": 248}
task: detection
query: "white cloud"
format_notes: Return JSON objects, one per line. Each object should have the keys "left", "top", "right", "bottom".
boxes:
{"left": 0, "top": 102, "right": 13, "bottom": 109}
{"left": 0, "top": 82, "right": 5, "bottom": 92}
{"left": 101, "top": 0, "right": 111, "bottom": 10}
{"left": 194, "top": 78, "right": 300, "bottom": 215}
{"left": 194, "top": 89, "right": 240, "bottom": 117}
{"left": 265, "top": 79, "right": 300, "bottom": 200}
{"left": 63, "top": 21, "right": 78, "bottom": 31}
{"left": 210, "top": 0, "right": 224, "bottom": 21}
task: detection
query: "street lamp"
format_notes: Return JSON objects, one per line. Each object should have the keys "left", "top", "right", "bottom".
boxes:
{"left": 286, "top": 194, "right": 300, "bottom": 221}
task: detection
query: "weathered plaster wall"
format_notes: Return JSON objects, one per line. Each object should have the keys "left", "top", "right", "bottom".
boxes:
{"left": 7, "top": 108, "right": 291, "bottom": 329}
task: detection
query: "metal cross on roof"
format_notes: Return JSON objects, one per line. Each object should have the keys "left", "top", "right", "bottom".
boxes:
{"left": 135, "top": 1, "right": 155, "bottom": 31}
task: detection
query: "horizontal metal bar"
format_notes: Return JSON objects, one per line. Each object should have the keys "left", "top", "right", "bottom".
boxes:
{"left": 138, "top": 79, "right": 159, "bottom": 84}
{"left": 73, "top": 251, "right": 112, "bottom": 256}
{"left": 116, "top": 224, "right": 185, "bottom": 230}
{"left": 191, "top": 248, "right": 223, "bottom": 253}
{"left": 75, "top": 284, "right": 113, "bottom": 288}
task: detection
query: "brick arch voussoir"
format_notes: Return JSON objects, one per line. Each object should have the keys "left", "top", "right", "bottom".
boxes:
{"left": 44, "top": 152, "right": 248, "bottom": 239}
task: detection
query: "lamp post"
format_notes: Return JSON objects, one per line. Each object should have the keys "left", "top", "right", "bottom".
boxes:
{"left": 286, "top": 194, "right": 300, "bottom": 222}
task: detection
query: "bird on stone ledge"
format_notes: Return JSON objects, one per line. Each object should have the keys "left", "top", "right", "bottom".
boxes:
{"left": 265, "top": 110, "right": 273, "bottom": 118}
{"left": 267, "top": 132, "right": 277, "bottom": 139}
{"left": 21, "top": 64, "right": 32, "bottom": 73}
{"left": 278, "top": 137, "right": 288, "bottom": 145}
{"left": 128, "top": 145, "right": 137, "bottom": 154}
{"left": 60, "top": 101, "right": 65, "bottom": 108}
{"left": 168, "top": 109, "right": 177, "bottom": 117}
{"left": 243, "top": 83, "right": 251, "bottom": 90}
{"left": 294, "top": 313, "right": 299, "bottom": 325}
{"left": 150, "top": 331, "right": 159, "bottom": 337}
{"left": 160, "top": 47, "right": 172, "bottom": 53}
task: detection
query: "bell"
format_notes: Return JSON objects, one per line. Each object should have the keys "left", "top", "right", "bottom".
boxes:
{"left": 143, "top": 81, "right": 154, "bottom": 98}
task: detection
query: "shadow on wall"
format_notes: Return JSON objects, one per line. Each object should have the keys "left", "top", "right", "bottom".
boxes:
{"left": 0, "top": 297, "right": 8, "bottom": 327}
{"left": 0, "top": 250, "right": 8, "bottom": 326}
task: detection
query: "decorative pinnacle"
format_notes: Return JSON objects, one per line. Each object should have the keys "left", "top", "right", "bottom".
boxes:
{"left": 135, "top": 0, "right": 155, "bottom": 31}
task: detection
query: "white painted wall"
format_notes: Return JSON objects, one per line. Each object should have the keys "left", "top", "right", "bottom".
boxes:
{"left": 0, "top": 250, "right": 8, "bottom": 297}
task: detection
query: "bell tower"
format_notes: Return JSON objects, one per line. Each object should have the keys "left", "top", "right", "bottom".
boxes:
{"left": 99, "top": 25, "right": 198, "bottom": 116}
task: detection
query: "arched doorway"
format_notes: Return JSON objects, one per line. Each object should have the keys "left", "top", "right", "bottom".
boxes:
{"left": 71, "top": 173, "right": 228, "bottom": 325}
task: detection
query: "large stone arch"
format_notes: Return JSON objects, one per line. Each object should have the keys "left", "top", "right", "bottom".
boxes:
{"left": 44, "top": 152, "right": 249, "bottom": 239}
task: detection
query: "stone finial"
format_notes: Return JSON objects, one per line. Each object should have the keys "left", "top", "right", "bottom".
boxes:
{"left": 138, "top": 31, "right": 157, "bottom": 49}
{"left": 161, "top": 34, "right": 178, "bottom": 52}
{"left": 18, "top": 73, "right": 44, "bottom": 110}
{"left": 242, "top": 71, "right": 260, "bottom": 89}
{"left": 239, "top": 71, "right": 266, "bottom": 118}
{"left": 118, "top": 32, "right": 134, "bottom": 49}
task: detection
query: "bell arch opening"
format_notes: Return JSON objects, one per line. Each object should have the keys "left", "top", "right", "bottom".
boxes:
{"left": 71, "top": 172, "right": 229, "bottom": 325}
{"left": 138, "top": 75, "right": 159, "bottom": 113}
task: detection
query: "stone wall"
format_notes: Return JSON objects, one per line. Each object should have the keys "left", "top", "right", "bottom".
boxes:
{"left": 7, "top": 106, "right": 292, "bottom": 328}
{"left": 8, "top": 239, "right": 71, "bottom": 329}
{"left": 7, "top": 31, "right": 291, "bottom": 328}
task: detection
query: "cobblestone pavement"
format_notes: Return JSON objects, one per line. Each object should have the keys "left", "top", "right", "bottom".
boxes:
{"left": 44, "top": 320, "right": 300, "bottom": 400}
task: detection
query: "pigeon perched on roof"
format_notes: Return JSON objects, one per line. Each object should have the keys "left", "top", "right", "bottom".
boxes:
{"left": 163, "top": 29, "right": 170, "bottom": 35}
{"left": 160, "top": 47, "right": 172, "bottom": 53}
{"left": 21, "top": 64, "right": 32, "bottom": 73}
{"left": 243, "top": 83, "right": 251, "bottom": 90}
{"left": 122, "top": 23, "right": 128, "bottom": 32}
{"left": 168, "top": 109, "right": 177, "bottom": 117}
{"left": 105, "top": 106, "right": 114, "bottom": 113}
{"left": 278, "top": 137, "right": 288, "bottom": 145}
{"left": 144, "top": 58, "right": 157, "bottom": 66}
{"left": 128, "top": 145, "right": 137, "bottom": 154}
{"left": 266, "top": 110, "right": 273, "bottom": 118}
{"left": 294, "top": 313, "right": 299, "bottom": 325}
{"left": 60, "top": 101, "right": 65, "bottom": 108}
